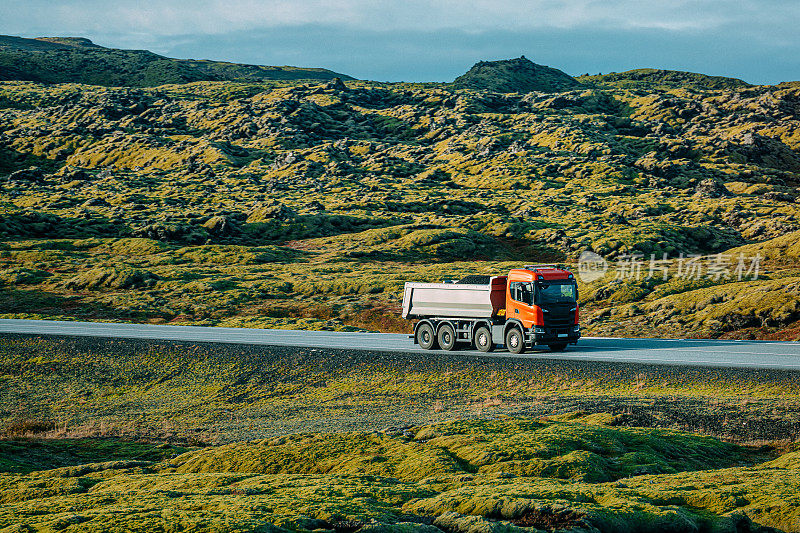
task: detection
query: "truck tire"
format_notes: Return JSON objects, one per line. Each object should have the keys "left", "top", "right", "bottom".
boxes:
{"left": 505, "top": 328, "right": 525, "bottom": 354}
{"left": 474, "top": 326, "right": 493, "bottom": 352}
{"left": 416, "top": 323, "right": 438, "bottom": 350}
{"left": 549, "top": 343, "right": 567, "bottom": 352}
{"left": 437, "top": 323, "right": 457, "bottom": 351}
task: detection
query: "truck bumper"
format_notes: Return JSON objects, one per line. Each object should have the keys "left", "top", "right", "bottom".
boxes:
{"left": 530, "top": 329, "right": 580, "bottom": 346}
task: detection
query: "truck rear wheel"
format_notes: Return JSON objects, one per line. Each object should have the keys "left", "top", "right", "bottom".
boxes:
{"left": 474, "top": 326, "right": 493, "bottom": 352}
{"left": 549, "top": 343, "right": 567, "bottom": 352}
{"left": 505, "top": 328, "right": 525, "bottom": 354}
{"left": 437, "top": 323, "right": 457, "bottom": 351}
{"left": 416, "top": 323, "right": 437, "bottom": 350}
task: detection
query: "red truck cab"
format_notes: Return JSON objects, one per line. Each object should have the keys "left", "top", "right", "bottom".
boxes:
{"left": 503, "top": 266, "right": 580, "bottom": 353}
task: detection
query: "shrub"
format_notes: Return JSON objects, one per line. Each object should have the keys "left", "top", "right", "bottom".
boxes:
{"left": 65, "top": 268, "right": 159, "bottom": 290}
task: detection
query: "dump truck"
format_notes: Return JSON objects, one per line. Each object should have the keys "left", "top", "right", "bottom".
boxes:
{"left": 401, "top": 265, "right": 580, "bottom": 353}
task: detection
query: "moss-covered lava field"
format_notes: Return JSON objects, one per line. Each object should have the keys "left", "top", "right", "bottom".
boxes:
{"left": 1, "top": 57, "right": 799, "bottom": 339}
{"left": 2, "top": 48, "right": 800, "bottom": 531}
{"left": 0, "top": 334, "right": 799, "bottom": 531}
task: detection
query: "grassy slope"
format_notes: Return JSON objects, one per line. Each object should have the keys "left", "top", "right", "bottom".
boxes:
{"left": 1, "top": 234, "right": 799, "bottom": 339}
{"left": 0, "top": 439, "right": 189, "bottom": 473}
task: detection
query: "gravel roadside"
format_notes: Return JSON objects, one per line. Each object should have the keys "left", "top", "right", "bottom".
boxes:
{"left": 2, "top": 333, "right": 800, "bottom": 444}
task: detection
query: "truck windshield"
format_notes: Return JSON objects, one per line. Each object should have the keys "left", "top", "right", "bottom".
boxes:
{"left": 536, "top": 282, "right": 577, "bottom": 304}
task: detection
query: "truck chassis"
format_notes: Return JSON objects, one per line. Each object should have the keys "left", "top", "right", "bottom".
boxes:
{"left": 412, "top": 316, "right": 577, "bottom": 354}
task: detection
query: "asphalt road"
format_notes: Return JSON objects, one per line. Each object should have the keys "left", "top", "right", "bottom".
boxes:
{"left": 1, "top": 318, "right": 799, "bottom": 370}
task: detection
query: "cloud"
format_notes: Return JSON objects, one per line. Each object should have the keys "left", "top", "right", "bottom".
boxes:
{"left": 5, "top": 0, "right": 797, "bottom": 35}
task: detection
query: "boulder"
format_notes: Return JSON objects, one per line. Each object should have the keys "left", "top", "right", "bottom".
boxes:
{"left": 82, "top": 197, "right": 111, "bottom": 207}
{"left": 202, "top": 215, "right": 238, "bottom": 235}
{"left": 694, "top": 178, "right": 731, "bottom": 198}
{"left": 65, "top": 268, "right": 159, "bottom": 290}
{"left": 247, "top": 201, "right": 296, "bottom": 223}
{"left": 326, "top": 77, "right": 348, "bottom": 91}
{"left": 5, "top": 167, "right": 44, "bottom": 183}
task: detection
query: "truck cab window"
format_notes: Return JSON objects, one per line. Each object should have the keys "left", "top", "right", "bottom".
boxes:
{"left": 510, "top": 282, "right": 533, "bottom": 305}
{"left": 536, "top": 282, "right": 577, "bottom": 304}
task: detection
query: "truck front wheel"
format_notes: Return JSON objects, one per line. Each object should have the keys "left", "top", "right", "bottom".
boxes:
{"left": 437, "top": 324, "right": 457, "bottom": 351}
{"left": 474, "top": 326, "right": 493, "bottom": 353}
{"left": 416, "top": 323, "right": 438, "bottom": 350}
{"left": 505, "top": 328, "right": 526, "bottom": 354}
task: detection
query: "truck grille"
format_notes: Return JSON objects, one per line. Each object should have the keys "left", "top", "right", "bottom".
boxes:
{"left": 543, "top": 304, "right": 575, "bottom": 328}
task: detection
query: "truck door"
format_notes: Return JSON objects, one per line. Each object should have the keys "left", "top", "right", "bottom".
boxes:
{"left": 508, "top": 281, "right": 536, "bottom": 327}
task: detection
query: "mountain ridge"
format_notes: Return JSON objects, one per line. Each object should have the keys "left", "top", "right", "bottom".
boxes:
{"left": 0, "top": 34, "right": 354, "bottom": 87}
{"left": 0, "top": 36, "right": 790, "bottom": 90}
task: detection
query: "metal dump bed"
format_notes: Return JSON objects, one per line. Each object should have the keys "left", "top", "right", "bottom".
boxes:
{"left": 401, "top": 276, "right": 507, "bottom": 319}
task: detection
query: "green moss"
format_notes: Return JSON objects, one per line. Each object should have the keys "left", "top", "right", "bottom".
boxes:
{"left": 64, "top": 267, "right": 159, "bottom": 290}
{"left": 105, "top": 238, "right": 168, "bottom": 256}
{"left": 0, "top": 417, "right": 793, "bottom": 532}
{"left": 0, "top": 439, "right": 189, "bottom": 474}
{"left": 410, "top": 417, "right": 752, "bottom": 482}
{"left": 171, "top": 433, "right": 463, "bottom": 482}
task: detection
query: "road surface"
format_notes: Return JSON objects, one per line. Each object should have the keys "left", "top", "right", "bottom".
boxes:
{"left": 1, "top": 318, "right": 799, "bottom": 370}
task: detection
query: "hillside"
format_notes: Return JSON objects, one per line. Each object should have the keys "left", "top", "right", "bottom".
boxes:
{"left": 0, "top": 54, "right": 799, "bottom": 338}
{"left": 0, "top": 35, "right": 353, "bottom": 86}
{"left": 0, "top": 35, "right": 100, "bottom": 51}
{"left": 579, "top": 68, "right": 752, "bottom": 90}
{"left": 453, "top": 56, "right": 581, "bottom": 92}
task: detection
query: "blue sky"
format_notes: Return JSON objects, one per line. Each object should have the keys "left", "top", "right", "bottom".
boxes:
{"left": 3, "top": 0, "right": 799, "bottom": 83}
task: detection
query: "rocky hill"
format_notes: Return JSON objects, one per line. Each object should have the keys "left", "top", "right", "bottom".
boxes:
{"left": 579, "top": 68, "right": 752, "bottom": 90}
{"left": 0, "top": 35, "right": 353, "bottom": 86}
{"left": 453, "top": 56, "right": 581, "bottom": 92}
{"left": 0, "top": 56, "right": 798, "bottom": 339}
{"left": 0, "top": 35, "right": 101, "bottom": 51}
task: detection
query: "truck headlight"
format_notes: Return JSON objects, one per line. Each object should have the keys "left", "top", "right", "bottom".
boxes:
{"left": 573, "top": 325, "right": 580, "bottom": 332}
{"left": 534, "top": 327, "right": 545, "bottom": 333}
